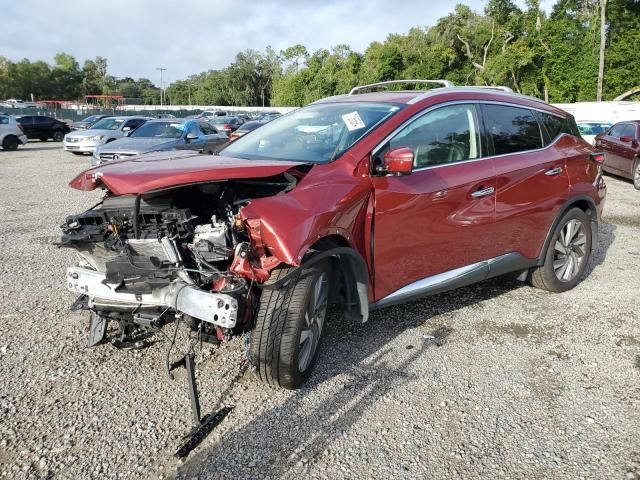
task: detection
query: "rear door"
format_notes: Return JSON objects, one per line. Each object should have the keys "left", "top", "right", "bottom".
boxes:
{"left": 485, "top": 104, "right": 570, "bottom": 260}
{"left": 372, "top": 103, "right": 498, "bottom": 301}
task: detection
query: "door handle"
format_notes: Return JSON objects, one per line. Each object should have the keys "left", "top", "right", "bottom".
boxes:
{"left": 471, "top": 186, "right": 495, "bottom": 198}
{"left": 545, "top": 167, "right": 563, "bottom": 176}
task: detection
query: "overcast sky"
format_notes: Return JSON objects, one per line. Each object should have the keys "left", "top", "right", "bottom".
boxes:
{"left": 2, "top": 0, "right": 554, "bottom": 86}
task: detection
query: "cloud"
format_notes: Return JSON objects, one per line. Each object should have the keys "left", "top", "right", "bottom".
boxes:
{"left": 1, "top": 0, "right": 549, "bottom": 85}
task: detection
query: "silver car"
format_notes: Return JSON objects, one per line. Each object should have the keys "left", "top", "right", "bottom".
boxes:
{"left": 63, "top": 116, "right": 150, "bottom": 155}
{"left": 92, "top": 119, "right": 229, "bottom": 165}
{"left": 0, "top": 114, "right": 28, "bottom": 150}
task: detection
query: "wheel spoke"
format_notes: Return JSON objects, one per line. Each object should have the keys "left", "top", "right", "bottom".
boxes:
{"left": 553, "top": 258, "right": 566, "bottom": 271}
{"left": 557, "top": 257, "right": 571, "bottom": 280}
{"left": 555, "top": 240, "right": 567, "bottom": 255}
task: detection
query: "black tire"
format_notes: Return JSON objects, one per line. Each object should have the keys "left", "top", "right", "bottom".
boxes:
{"left": 39, "top": 137, "right": 49, "bottom": 142}
{"left": 2, "top": 135, "right": 19, "bottom": 151}
{"left": 249, "top": 260, "right": 331, "bottom": 389}
{"left": 529, "top": 207, "right": 592, "bottom": 292}
{"left": 633, "top": 158, "right": 640, "bottom": 190}
{"left": 52, "top": 130, "right": 64, "bottom": 142}
{"left": 71, "top": 151, "right": 85, "bottom": 156}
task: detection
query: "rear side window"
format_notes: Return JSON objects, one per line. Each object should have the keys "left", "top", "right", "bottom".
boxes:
{"left": 538, "top": 112, "right": 580, "bottom": 144}
{"left": 0, "top": 116, "right": 8, "bottom": 125}
{"left": 483, "top": 104, "right": 543, "bottom": 155}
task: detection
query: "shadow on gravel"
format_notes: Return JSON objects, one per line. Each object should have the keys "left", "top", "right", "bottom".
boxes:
{"left": 584, "top": 221, "right": 616, "bottom": 277}
{"left": 174, "top": 277, "right": 521, "bottom": 478}
{"left": 21, "top": 144, "right": 64, "bottom": 151}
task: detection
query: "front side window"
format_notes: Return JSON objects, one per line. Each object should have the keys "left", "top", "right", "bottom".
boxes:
{"left": 608, "top": 123, "right": 627, "bottom": 137}
{"left": 620, "top": 124, "right": 637, "bottom": 139}
{"left": 387, "top": 104, "right": 481, "bottom": 168}
{"left": 221, "top": 102, "right": 401, "bottom": 163}
{"left": 483, "top": 104, "right": 543, "bottom": 155}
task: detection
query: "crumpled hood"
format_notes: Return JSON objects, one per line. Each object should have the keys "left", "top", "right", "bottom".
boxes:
{"left": 96, "top": 137, "right": 179, "bottom": 154}
{"left": 69, "top": 151, "right": 305, "bottom": 194}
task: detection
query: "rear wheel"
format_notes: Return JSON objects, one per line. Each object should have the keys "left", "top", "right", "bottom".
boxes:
{"left": 633, "top": 158, "right": 640, "bottom": 190}
{"left": 249, "top": 261, "right": 331, "bottom": 389}
{"left": 2, "top": 135, "right": 19, "bottom": 151}
{"left": 529, "top": 208, "right": 592, "bottom": 292}
{"left": 52, "top": 130, "right": 64, "bottom": 142}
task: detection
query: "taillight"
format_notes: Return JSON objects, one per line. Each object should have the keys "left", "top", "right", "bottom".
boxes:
{"left": 590, "top": 152, "right": 605, "bottom": 164}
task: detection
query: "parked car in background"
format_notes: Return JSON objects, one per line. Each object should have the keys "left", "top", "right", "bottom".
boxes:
{"left": 209, "top": 115, "right": 243, "bottom": 135}
{"left": 16, "top": 115, "right": 71, "bottom": 141}
{"left": 199, "top": 110, "right": 227, "bottom": 119}
{"left": 63, "top": 116, "right": 149, "bottom": 155}
{"left": 577, "top": 121, "right": 612, "bottom": 145}
{"left": 61, "top": 80, "right": 606, "bottom": 390}
{"left": 156, "top": 113, "right": 177, "bottom": 119}
{"left": 92, "top": 119, "right": 228, "bottom": 165}
{"left": 258, "top": 111, "right": 282, "bottom": 122}
{"left": 70, "top": 115, "right": 111, "bottom": 131}
{"left": 0, "top": 114, "right": 28, "bottom": 150}
{"left": 594, "top": 120, "right": 640, "bottom": 189}
{"left": 229, "top": 120, "right": 265, "bottom": 141}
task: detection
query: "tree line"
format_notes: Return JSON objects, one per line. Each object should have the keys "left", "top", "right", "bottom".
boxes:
{"left": 1, "top": 0, "right": 638, "bottom": 107}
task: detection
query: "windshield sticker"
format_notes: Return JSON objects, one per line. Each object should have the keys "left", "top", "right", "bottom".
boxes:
{"left": 342, "top": 111, "right": 365, "bottom": 131}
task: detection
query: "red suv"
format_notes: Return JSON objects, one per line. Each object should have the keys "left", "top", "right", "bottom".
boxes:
{"left": 61, "top": 80, "right": 606, "bottom": 390}
{"left": 594, "top": 120, "right": 640, "bottom": 189}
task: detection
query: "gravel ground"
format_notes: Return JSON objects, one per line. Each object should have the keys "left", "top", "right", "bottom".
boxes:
{"left": 0, "top": 142, "right": 639, "bottom": 479}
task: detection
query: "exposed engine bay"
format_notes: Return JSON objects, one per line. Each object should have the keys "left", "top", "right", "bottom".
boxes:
{"left": 61, "top": 174, "right": 298, "bottom": 344}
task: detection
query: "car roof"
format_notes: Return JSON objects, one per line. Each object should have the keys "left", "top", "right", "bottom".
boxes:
{"left": 313, "top": 87, "right": 567, "bottom": 117}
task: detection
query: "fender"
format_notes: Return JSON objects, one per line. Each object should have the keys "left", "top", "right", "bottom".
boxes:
{"left": 536, "top": 194, "right": 599, "bottom": 265}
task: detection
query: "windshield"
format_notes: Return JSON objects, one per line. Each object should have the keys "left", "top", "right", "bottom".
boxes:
{"left": 577, "top": 123, "right": 612, "bottom": 135}
{"left": 130, "top": 121, "right": 185, "bottom": 138}
{"left": 82, "top": 115, "right": 101, "bottom": 123}
{"left": 221, "top": 102, "right": 401, "bottom": 163}
{"left": 91, "top": 118, "right": 123, "bottom": 130}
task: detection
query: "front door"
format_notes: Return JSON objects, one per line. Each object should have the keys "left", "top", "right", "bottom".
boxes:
{"left": 372, "top": 103, "right": 497, "bottom": 301}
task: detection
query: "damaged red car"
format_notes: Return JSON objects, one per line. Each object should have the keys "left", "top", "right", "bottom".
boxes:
{"left": 62, "top": 80, "right": 606, "bottom": 390}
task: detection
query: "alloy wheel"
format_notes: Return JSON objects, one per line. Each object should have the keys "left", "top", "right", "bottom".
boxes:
{"left": 553, "top": 219, "right": 587, "bottom": 282}
{"left": 298, "top": 272, "right": 329, "bottom": 372}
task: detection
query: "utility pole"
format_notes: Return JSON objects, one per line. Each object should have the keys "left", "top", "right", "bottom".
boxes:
{"left": 596, "top": 0, "right": 607, "bottom": 102}
{"left": 156, "top": 67, "right": 167, "bottom": 106}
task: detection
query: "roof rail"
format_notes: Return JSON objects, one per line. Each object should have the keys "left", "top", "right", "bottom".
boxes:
{"left": 472, "top": 85, "right": 514, "bottom": 93}
{"left": 349, "top": 79, "right": 455, "bottom": 95}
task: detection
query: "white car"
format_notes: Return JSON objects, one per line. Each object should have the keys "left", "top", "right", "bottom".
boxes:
{"left": 63, "top": 116, "right": 150, "bottom": 154}
{"left": 577, "top": 121, "right": 612, "bottom": 145}
{"left": 0, "top": 114, "right": 28, "bottom": 150}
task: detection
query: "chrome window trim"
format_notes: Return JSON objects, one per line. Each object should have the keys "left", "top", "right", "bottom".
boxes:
{"left": 372, "top": 99, "right": 571, "bottom": 175}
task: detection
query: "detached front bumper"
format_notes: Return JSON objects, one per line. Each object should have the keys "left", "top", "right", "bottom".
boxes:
{"left": 66, "top": 266, "right": 238, "bottom": 328}
{"left": 18, "top": 134, "right": 28, "bottom": 145}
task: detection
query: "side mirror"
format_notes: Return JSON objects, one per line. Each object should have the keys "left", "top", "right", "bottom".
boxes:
{"left": 620, "top": 135, "right": 633, "bottom": 143}
{"left": 186, "top": 133, "right": 199, "bottom": 141}
{"left": 382, "top": 147, "right": 414, "bottom": 175}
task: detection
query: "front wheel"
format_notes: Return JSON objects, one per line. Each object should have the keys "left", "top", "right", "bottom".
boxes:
{"left": 52, "top": 131, "right": 64, "bottom": 142}
{"left": 249, "top": 261, "right": 331, "bottom": 389}
{"left": 633, "top": 158, "right": 640, "bottom": 190}
{"left": 529, "top": 207, "right": 592, "bottom": 292}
